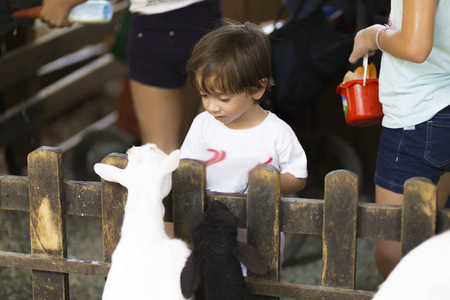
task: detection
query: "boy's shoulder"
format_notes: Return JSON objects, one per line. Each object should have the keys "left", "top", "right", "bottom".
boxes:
{"left": 192, "top": 111, "right": 216, "bottom": 126}
{"left": 195, "top": 111, "right": 211, "bottom": 119}
{"left": 266, "top": 111, "right": 295, "bottom": 132}
{"left": 190, "top": 111, "right": 220, "bottom": 133}
{"left": 263, "top": 112, "right": 301, "bottom": 146}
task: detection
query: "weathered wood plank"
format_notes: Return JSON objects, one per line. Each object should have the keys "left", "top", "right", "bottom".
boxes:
{"left": 357, "top": 202, "right": 402, "bottom": 241}
{"left": 401, "top": 177, "right": 437, "bottom": 257}
{"left": 281, "top": 197, "right": 323, "bottom": 235}
{"left": 0, "top": 1, "right": 128, "bottom": 90}
{"left": 65, "top": 180, "right": 102, "bottom": 217}
{"left": 0, "top": 176, "right": 103, "bottom": 216}
{"left": 28, "top": 146, "right": 69, "bottom": 299}
{"left": 322, "top": 170, "right": 358, "bottom": 289}
{"left": 0, "top": 175, "right": 29, "bottom": 211}
{"left": 172, "top": 159, "right": 206, "bottom": 243}
{"left": 246, "top": 279, "right": 375, "bottom": 300}
{"left": 100, "top": 153, "right": 128, "bottom": 263}
{"left": 247, "top": 165, "right": 280, "bottom": 300}
{"left": 208, "top": 192, "right": 247, "bottom": 228}
{"left": 0, "top": 251, "right": 109, "bottom": 277}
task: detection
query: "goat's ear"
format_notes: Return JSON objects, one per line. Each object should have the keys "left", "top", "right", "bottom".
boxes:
{"left": 94, "top": 163, "right": 126, "bottom": 185}
{"left": 234, "top": 241, "right": 268, "bottom": 275}
{"left": 180, "top": 254, "right": 201, "bottom": 298}
{"left": 161, "top": 149, "right": 180, "bottom": 175}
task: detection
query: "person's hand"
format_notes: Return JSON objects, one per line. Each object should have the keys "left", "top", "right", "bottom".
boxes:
{"left": 349, "top": 25, "right": 384, "bottom": 64}
{"left": 40, "top": 0, "right": 87, "bottom": 27}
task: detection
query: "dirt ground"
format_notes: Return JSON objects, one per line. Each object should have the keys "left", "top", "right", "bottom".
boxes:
{"left": 0, "top": 76, "right": 383, "bottom": 299}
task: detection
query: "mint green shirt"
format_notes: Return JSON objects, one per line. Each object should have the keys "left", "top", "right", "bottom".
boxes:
{"left": 379, "top": 0, "right": 450, "bottom": 128}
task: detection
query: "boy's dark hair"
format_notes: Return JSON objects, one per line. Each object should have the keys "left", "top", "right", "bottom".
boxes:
{"left": 187, "top": 19, "right": 274, "bottom": 103}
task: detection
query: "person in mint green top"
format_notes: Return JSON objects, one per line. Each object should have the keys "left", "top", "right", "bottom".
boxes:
{"left": 349, "top": 0, "right": 450, "bottom": 280}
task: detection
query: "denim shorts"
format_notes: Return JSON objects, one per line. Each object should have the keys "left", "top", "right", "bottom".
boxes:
{"left": 375, "top": 105, "right": 450, "bottom": 194}
{"left": 128, "top": 1, "right": 222, "bottom": 88}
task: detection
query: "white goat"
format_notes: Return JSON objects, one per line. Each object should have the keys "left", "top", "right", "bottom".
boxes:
{"left": 94, "top": 143, "right": 191, "bottom": 300}
{"left": 373, "top": 229, "right": 450, "bottom": 300}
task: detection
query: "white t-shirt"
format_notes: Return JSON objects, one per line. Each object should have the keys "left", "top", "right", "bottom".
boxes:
{"left": 130, "top": 0, "right": 205, "bottom": 15}
{"left": 180, "top": 111, "right": 308, "bottom": 193}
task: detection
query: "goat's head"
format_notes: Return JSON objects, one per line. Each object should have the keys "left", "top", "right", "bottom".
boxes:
{"left": 191, "top": 200, "right": 239, "bottom": 255}
{"left": 94, "top": 143, "right": 180, "bottom": 198}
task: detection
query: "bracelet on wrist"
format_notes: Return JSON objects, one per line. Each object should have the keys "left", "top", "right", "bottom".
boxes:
{"left": 376, "top": 25, "right": 390, "bottom": 52}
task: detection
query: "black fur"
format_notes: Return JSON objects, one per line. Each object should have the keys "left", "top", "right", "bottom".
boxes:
{"left": 180, "top": 201, "right": 267, "bottom": 300}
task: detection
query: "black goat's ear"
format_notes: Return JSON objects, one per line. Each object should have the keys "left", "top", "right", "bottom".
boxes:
{"left": 180, "top": 254, "right": 202, "bottom": 298}
{"left": 233, "top": 241, "right": 268, "bottom": 275}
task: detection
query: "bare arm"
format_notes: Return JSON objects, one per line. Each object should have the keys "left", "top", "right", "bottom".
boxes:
{"left": 280, "top": 173, "right": 306, "bottom": 195}
{"left": 40, "top": 0, "right": 88, "bottom": 27}
{"left": 349, "top": 0, "right": 436, "bottom": 64}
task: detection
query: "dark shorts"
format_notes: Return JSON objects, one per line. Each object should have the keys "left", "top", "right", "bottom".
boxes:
{"left": 128, "top": 1, "right": 223, "bottom": 88}
{"left": 374, "top": 105, "right": 450, "bottom": 193}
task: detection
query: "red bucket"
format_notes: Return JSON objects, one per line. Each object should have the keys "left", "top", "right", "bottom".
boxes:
{"left": 336, "top": 78, "right": 383, "bottom": 127}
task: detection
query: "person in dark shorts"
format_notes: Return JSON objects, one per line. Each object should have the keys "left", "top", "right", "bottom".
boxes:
{"left": 349, "top": 0, "right": 450, "bottom": 280}
{"left": 127, "top": 0, "right": 223, "bottom": 155}
{"left": 39, "top": 0, "right": 222, "bottom": 156}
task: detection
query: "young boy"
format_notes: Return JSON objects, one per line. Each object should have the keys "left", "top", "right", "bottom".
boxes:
{"left": 181, "top": 20, "right": 308, "bottom": 195}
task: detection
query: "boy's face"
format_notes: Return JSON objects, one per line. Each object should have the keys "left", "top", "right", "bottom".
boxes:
{"left": 195, "top": 74, "right": 267, "bottom": 129}
{"left": 199, "top": 90, "right": 264, "bottom": 129}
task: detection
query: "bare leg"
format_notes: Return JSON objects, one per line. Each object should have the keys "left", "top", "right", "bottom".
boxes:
{"left": 130, "top": 80, "right": 183, "bottom": 153}
{"left": 437, "top": 172, "right": 450, "bottom": 209}
{"left": 375, "top": 185, "right": 403, "bottom": 280}
{"left": 375, "top": 173, "right": 449, "bottom": 279}
{"left": 130, "top": 79, "right": 200, "bottom": 154}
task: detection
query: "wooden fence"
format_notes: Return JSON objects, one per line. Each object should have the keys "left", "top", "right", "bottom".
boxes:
{"left": 1, "top": 146, "right": 450, "bottom": 299}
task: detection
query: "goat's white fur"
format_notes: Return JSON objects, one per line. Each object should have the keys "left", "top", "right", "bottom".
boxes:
{"left": 95, "top": 143, "right": 190, "bottom": 300}
{"left": 373, "top": 229, "right": 450, "bottom": 299}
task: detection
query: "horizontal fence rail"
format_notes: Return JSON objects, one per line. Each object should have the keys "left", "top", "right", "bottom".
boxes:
{"left": 3, "top": 177, "right": 450, "bottom": 238}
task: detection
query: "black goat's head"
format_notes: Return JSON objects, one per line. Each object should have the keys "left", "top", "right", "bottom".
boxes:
{"left": 190, "top": 201, "right": 238, "bottom": 255}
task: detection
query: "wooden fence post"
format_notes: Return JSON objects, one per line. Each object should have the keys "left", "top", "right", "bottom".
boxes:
{"left": 172, "top": 159, "right": 206, "bottom": 244}
{"left": 100, "top": 153, "right": 128, "bottom": 263}
{"left": 28, "top": 146, "right": 69, "bottom": 299}
{"left": 401, "top": 177, "right": 437, "bottom": 257}
{"left": 322, "top": 170, "right": 359, "bottom": 289}
{"left": 247, "top": 165, "right": 281, "bottom": 300}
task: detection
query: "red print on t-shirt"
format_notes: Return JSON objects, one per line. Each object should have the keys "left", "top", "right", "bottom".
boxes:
{"left": 248, "top": 157, "right": 273, "bottom": 175}
{"left": 206, "top": 149, "right": 226, "bottom": 166}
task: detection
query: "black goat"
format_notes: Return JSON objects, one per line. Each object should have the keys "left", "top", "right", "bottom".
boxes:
{"left": 180, "top": 200, "right": 267, "bottom": 300}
